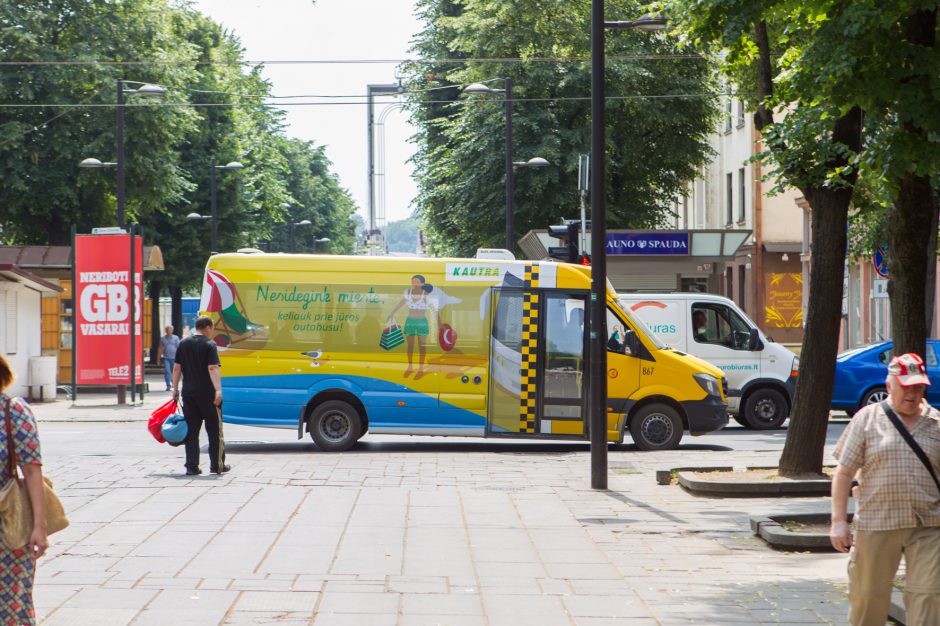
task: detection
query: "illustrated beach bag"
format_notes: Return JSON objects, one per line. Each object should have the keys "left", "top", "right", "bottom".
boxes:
{"left": 161, "top": 408, "right": 188, "bottom": 447}
{"left": 148, "top": 398, "right": 178, "bottom": 444}
{"left": 380, "top": 322, "right": 405, "bottom": 350}
{"left": 0, "top": 399, "right": 69, "bottom": 550}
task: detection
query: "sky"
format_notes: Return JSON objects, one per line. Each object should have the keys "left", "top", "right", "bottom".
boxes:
{"left": 191, "top": 0, "right": 422, "bottom": 226}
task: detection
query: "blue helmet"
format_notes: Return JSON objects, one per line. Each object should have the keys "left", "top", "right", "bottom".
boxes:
{"left": 162, "top": 412, "right": 188, "bottom": 446}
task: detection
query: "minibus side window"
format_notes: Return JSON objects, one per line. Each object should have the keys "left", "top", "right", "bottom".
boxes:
{"left": 493, "top": 291, "right": 524, "bottom": 351}
{"left": 607, "top": 308, "right": 631, "bottom": 355}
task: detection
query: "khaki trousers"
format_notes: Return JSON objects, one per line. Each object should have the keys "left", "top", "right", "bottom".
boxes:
{"left": 848, "top": 525, "right": 940, "bottom": 626}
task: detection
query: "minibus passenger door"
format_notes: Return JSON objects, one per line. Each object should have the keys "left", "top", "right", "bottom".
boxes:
{"left": 486, "top": 288, "right": 530, "bottom": 435}
{"left": 538, "top": 293, "right": 589, "bottom": 437}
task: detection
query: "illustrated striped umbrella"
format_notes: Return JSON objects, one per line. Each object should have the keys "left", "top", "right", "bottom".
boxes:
{"left": 200, "top": 269, "right": 257, "bottom": 334}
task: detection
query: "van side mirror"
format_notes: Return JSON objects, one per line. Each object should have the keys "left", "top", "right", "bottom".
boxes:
{"left": 749, "top": 327, "right": 763, "bottom": 351}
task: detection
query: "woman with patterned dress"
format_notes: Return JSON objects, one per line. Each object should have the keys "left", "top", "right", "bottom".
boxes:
{"left": 0, "top": 354, "right": 47, "bottom": 626}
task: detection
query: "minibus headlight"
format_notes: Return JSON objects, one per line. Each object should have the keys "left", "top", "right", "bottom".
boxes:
{"left": 694, "top": 373, "right": 721, "bottom": 397}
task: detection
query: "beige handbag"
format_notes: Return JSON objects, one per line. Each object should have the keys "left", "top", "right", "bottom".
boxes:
{"left": 0, "top": 398, "right": 68, "bottom": 550}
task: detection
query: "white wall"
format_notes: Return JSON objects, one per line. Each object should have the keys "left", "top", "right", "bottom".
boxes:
{"left": 0, "top": 284, "right": 44, "bottom": 399}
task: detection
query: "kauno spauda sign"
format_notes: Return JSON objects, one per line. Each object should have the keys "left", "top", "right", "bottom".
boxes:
{"left": 606, "top": 233, "right": 690, "bottom": 256}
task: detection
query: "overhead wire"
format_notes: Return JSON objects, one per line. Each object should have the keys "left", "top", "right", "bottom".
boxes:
{"left": 0, "top": 93, "right": 731, "bottom": 109}
{"left": 0, "top": 54, "right": 705, "bottom": 67}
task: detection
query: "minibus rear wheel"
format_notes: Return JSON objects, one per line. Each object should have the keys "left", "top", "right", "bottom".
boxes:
{"left": 629, "top": 403, "right": 683, "bottom": 451}
{"left": 309, "top": 400, "right": 362, "bottom": 452}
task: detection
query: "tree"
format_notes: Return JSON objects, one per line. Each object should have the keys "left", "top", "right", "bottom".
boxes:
{"left": 386, "top": 217, "right": 420, "bottom": 254}
{"left": 405, "top": 0, "right": 719, "bottom": 256}
{"left": 0, "top": 0, "right": 199, "bottom": 243}
{"left": 664, "top": 0, "right": 940, "bottom": 475}
{"left": 0, "top": 1, "right": 360, "bottom": 359}
{"left": 661, "top": 1, "right": 863, "bottom": 476}
{"left": 265, "top": 137, "right": 359, "bottom": 255}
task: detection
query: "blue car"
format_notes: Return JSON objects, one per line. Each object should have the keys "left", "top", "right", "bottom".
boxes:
{"left": 832, "top": 340, "right": 940, "bottom": 416}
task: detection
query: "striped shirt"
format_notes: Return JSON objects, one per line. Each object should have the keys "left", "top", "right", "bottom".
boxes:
{"left": 834, "top": 400, "right": 940, "bottom": 531}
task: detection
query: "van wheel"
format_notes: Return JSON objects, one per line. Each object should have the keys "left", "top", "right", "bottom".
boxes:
{"left": 732, "top": 414, "right": 751, "bottom": 428}
{"left": 629, "top": 403, "right": 683, "bottom": 451}
{"left": 309, "top": 400, "right": 361, "bottom": 452}
{"left": 743, "top": 389, "right": 788, "bottom": 430}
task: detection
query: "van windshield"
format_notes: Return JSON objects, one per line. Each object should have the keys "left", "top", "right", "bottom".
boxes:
{"left": 612, "top": 298, "right": 667, "bottom": 350}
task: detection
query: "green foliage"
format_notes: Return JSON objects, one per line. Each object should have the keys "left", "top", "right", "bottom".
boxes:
{"left": 405, "top": 0, "right": 719, "bottom": 256}
{"left": 660, "top": 0, "right": 940, "bottom": 256}
{"left": 386, "top": 216, "right": 420, "bottom": 254}
{"left": 0, "top": 0, "right": 359, "bottom": 293}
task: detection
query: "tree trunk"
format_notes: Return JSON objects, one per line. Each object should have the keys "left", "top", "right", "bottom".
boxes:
{"left": 888, "top": 175, "right": 934, "bottom": 358}
{"left": 148, "top": 280, "right": 162, "bottom": 363}
{"left": 924, "top": 201, "right": 938, "bottom": 337}
{"left": 777, "top": 107, "right": 863, "bottom": 477}
{"left": 887, "top": 8, "right": 937, "bottom": 358}
{"left": 170, "top": 286, "right": 183, "bottom": 338}
{"left": 778, "top": 186, "right": 852, "bottom": 477}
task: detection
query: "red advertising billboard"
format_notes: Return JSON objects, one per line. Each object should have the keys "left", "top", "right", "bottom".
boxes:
{"left": 75, "top": 234, "right": 143, "bottom": 385}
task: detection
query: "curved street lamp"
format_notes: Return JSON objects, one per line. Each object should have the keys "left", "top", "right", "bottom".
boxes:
{"left": 586, "top": 7, "right": 671, "bottom": 489}
{"left": 462, "top": 80, "right": 550, "bottom": 252}
{"left": 78, "top": 79, "right": 166, "bottom": 405}
{"left": 209, "top": 161, "right": 245, "bottom": 253}
{"left": 289, "top": 219, "right": 312, "bottom": 253}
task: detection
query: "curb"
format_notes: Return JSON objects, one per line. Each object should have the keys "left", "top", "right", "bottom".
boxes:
{"left": 750, "top": 511, "right": 850, "bottom": 550}
{"left": 676, "top": 470, "right": 831, "bottom": 497}
{"left": 654, "top": 466, "right": 732, "bottom": 485}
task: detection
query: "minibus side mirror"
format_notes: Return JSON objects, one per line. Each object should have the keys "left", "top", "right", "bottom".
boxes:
{"left": 749, "top": 327, "right": 764, "bottom": 351}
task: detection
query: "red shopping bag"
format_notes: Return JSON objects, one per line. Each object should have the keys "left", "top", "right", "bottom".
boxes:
{"left": 148, "top": 399, "right": 178, "bottom": 444}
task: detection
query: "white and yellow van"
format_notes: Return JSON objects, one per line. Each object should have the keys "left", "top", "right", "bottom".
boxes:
{"left": 199, "top": 253, "right": 728, "bottom": 451}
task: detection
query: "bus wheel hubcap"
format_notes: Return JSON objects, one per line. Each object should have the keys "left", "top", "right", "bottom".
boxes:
{"left": 643, "top": 415, "right": 672, "bottom": 444}
{"left": 322, "top": 414, "right": 349, "bottom": 441}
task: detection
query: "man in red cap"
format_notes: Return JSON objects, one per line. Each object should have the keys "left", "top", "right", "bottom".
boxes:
{"left": 830, "top": 352, "right": 940, "bottom": 625}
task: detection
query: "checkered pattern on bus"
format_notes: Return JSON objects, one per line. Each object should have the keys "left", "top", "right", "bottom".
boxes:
{"left": 519, "top": 265, "right": 540, "bottom": 434}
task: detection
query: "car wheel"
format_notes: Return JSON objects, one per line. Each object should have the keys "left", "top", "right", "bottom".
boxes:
{"left": 860, "top": 386, "right": 888, "bottom": 411}
{"left": 732, "top": 413, "right": 751, "bottom": 428}
{"left": 743, "top": 388, "right": 788, "bottom": 430}
{"left": 629, "top": 403, "right": 684, "bottom": 451}
{"left": 309, "top": 400, "right": 362, "bottom": 452}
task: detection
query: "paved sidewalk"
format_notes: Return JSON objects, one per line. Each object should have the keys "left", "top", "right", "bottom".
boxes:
{"left": 26, "top": 410, "right": 856, "bottom": 626}
{"left": 33, "top": 374, "right": 173, "bottom": 422}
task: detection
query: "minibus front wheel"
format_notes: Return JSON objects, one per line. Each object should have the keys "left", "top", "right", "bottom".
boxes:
{"left": 629, "top": 403, "right": 683, "bottom": 451}
{"left": 309, "top": 400, "right": 362, "bottom": 452}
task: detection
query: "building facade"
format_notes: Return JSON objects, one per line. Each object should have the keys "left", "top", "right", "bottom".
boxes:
{"left": 678, "top": 93, "right": 805, "bottom": 348}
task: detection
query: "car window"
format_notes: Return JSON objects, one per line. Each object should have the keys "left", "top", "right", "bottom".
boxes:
{"left": 878, "top": 347, "right": 894, "bottom": 365}
{"left": 691, "top": 303, "right": 752, "bottom": 350}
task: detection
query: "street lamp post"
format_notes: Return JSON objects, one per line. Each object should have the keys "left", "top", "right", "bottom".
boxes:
{"left": 463, "top": 80, "right": 549, "bottom": 252}
{"left": 313, "top": 237, "right": 331, "bottom": 253}
{"left": 589, "top": 8, "right": 669, "bottom": 489}
{"left": 289, "top": 219, "right": 312, "bottom": 253}
{"left": 80, "top": 79, "right": 165, "bottom": 405}
{"left": 210, "top": 161, "right": 244, "bottom": 253}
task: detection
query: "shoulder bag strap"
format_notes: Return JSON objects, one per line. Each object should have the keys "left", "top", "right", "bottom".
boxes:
{"left": 4, "top": 398, "right": 18, "bottom": 479}
{"left": 880, "top": 400, "right": 940, "bottom": 494}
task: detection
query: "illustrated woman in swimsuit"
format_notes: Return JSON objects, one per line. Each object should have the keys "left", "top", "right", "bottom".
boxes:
{"left": 388, "top": 275, "right": 442, "bottom": 378}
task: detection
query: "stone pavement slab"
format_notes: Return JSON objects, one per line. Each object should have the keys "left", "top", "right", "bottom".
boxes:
{"left": 27, "top": 417, "right": 861, "bottom": 625}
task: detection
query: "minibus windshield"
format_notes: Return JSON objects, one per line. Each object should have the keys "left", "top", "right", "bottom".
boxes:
{"left": 612, "top": 298, "right": 668, "bottom": 350}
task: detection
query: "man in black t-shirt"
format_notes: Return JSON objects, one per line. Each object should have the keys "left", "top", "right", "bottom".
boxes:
{"left": 172, "top": 315, "right": 229, "bottom": 475}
